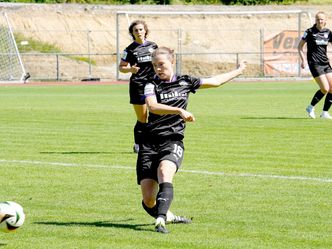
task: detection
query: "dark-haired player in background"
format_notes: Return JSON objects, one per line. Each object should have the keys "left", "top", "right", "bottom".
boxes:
{"left": 298, "top": 11, "right": 332, "bottom": 119}
{"left": 119, "top": 20, "right": 158, "bottom": 152}
{"left": 137, "top": 47, "right": 246, "bottom": 233}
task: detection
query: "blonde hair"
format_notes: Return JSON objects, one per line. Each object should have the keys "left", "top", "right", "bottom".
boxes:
{"left": 315, "top": 11, "right": 327, "bottom": 27}
{"left": 152, "top": 47, "right": 175, "bottom": 62}
{"left": 316, "top": 11, "right": 326, "bottom": 18}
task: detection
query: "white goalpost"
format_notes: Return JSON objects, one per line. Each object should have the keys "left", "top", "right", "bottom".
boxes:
{"left": 0, "top": 12, "right": 28, "bottom": 83}
{"left": 116, "top": 10, "right": 312, "bottom": 80}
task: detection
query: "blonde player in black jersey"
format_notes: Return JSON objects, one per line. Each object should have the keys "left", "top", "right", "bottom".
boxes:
{"left": 119, "top": 20, "right": 158, "bottom": 152}
{"left": 137, "top": 47, "right": 246, "bottom": 234}
{"left": 298, "top": 11, "right": 332, "bottom": 119}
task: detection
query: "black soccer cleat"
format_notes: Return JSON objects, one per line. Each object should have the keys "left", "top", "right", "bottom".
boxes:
{"left": 155, "top": 223, "right": 169, "bottom": 234}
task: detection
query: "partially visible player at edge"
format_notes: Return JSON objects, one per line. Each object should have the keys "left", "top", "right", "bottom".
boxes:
{"left": 137, "top": 47, "right": 247, "bottom": 234}
{"left": 298, "top": 11, "right": 332, "bottom": 119}
{"left": 119, "top": 20, "right": 158, "bottom": 152}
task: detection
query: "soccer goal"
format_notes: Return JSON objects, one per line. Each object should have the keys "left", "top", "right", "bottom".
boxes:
{"left": 0, "top": 12, "right": 28, "bottom": 83}
{"left": 116, "top": 10, "right": 312, "bottom": 80}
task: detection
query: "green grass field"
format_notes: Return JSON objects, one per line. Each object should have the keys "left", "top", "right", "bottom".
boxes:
{"left": 0, "top": 81, "right": 331, "bottom": 249}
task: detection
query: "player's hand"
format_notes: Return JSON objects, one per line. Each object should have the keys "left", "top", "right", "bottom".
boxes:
{"left": 300, "top": 61, "right": 305, "bottom": 69}
{"left": 131, "top": 64, "right": 140, "bottom": 74}
{"left": 180, "top": 109, "right": 195, "bottom": 122}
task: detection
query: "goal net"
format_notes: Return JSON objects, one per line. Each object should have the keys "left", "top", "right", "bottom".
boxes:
{"left": 0, "top": 12, "right": 28, "bottom": 83}
{"left": 116, "top": 10, "right": 312, "bottom": 80}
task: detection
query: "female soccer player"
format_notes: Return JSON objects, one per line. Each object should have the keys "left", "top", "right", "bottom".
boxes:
{"left": 298, "top": 11, "right": 332, "bottom": 119}
{"left": 119, "top": 20, "right": 158, "bottom": 152}
{"left": 137, "top": 47, "right": 246, "bottom": 233}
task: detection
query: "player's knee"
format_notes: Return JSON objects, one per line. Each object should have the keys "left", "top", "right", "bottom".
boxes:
{"left": 158, "top": 162, "right": 176, "bottom": 181}
{"left": 143, "top": 198, "right": 156, "bottom": 208}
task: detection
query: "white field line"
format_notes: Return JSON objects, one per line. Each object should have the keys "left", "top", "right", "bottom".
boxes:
{"left": 0, "top": 159, "right": 331, "bottom": 183}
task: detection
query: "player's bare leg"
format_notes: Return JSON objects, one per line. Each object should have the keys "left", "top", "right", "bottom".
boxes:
{"left": 141, "top": 179, "right": 158, "bottom": 209}
{"left": 320, "top": 73, "right": 332, "bottom": 119}
{"left": 306, "top": 75, "right": 329, "bottom": 119}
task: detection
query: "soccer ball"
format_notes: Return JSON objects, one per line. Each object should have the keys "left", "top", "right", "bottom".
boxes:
{"left": 0, "top": 201, "right": 25, "bottom": 232}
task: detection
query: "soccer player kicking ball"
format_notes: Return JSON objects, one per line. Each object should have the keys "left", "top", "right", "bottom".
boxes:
{"left": 136, "top": 46, "right": 246, "bottom": 234}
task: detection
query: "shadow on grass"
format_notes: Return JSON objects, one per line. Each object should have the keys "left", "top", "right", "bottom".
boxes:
{"left": 241, "top": 116, "right": 308, "bottom": 120}
{"left": 34, "top": 219, "right": 152, "bottom": 232}
{"left": 0, "top": 244, "right": 7, "bottom": 247}
{"left": 39, "top": 151, "right": 133, "bottom": 155}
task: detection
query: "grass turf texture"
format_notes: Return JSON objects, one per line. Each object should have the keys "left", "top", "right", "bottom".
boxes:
{"left": 0, "top": 82, "right": 331, "bottom": 249}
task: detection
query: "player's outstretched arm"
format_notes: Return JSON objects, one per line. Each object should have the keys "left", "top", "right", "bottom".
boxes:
{"left": 199, "top": 61, "right": 247, "bottom": 89}
{"left": 145, "top": 95, "right": 195, "bottom": 122}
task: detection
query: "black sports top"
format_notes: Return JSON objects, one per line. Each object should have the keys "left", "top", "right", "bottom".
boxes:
{"left": 144, "top": 75, "right": 202, "bottom": 140}
{"left": 301, "top": 24, "right": 332, "bottom": 64}
{"left": 121, "top": 41, "right": 158, "bottom": 84}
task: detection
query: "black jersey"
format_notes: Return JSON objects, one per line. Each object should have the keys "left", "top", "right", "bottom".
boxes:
{"left": 121, "top": 41, "right": 158, "bottom": 84}
{"left": 144, "top": 75, "right": 202, "bottom": 141}
{"left": 302, "top": 24, "right": 332, "bottom": 64}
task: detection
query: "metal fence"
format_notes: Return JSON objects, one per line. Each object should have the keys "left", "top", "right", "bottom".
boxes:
{"left": 16, "top": 26, "right": 316, "bottom": 81}
{"left": 15, "top": 28, "right": 118, "bottom": 81}
{"left": 20, "top": 50, "right": 324, "bottom": 82}
{"left": 5, "top": 9, "right": 317, "bottom": 82}
{"left": 21, "top": 52, "right": 117, "bottom": 81}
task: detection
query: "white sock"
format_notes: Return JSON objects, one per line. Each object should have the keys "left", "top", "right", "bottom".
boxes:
{"left": 155, "top": 217, "right": 165, "bottom": 226}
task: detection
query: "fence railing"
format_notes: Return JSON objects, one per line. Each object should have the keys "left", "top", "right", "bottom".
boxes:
{"left": 21, "top": 52, "right": 117, "bottom": 82}
{"left": 20, "top": 51, "right": 327, "bottom": 82}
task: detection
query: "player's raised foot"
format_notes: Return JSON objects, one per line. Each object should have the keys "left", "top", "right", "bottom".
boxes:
{"left": 155, "top": 217, "right": 169, "bottom": 234}
{"left": 306, "top": 105, "right": 316, "bottom": 119}
{"left": 172, "top": 215, "right": 192, "bottom": 224}
{"left": 133, "top": 144, "right": 139, "bottom": 153}
{"left": 166, "top": 210, "right": 192, "bottom": 224}
{"left": 320, "top": 111, "right": 332, "bottom": 119}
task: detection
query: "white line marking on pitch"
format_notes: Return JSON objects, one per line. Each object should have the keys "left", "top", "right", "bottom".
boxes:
{"left": 0, "top": 159, "right": 331, "bottom": 183}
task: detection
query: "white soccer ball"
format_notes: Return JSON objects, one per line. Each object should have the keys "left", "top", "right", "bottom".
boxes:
{"left": 0, "top": 201, "right": 25, "bottom": 233}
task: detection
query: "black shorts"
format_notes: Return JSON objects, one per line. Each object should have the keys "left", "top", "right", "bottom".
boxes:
{"left": 136, "top": 140, "right": 185, "bottom": 184}
{"left": 308, "top": 62, "right": 332, "bottom": 78}
{"left": 129, "top": 80, "right": 145, "bottom": 105}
